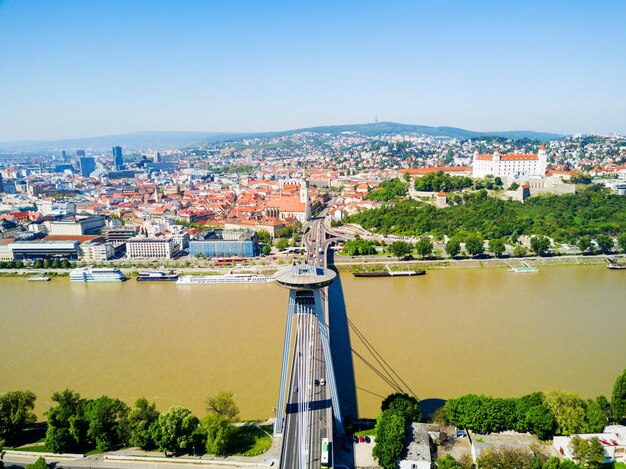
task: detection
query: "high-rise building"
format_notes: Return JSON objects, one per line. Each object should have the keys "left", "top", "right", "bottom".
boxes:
{"left": 0, "top": 174, "right": 4, "bottom": 193}
{"left": 79, "top": 157, "right": 96, "bottom": 178}
{"left": 61, "top": 150, "right": 67, "bottom": 160}
{"left": 112, "top": 146, "right": 124, "bottom": 170}
{"left": 76, "top": 149, "right": 86, "bottom": 157}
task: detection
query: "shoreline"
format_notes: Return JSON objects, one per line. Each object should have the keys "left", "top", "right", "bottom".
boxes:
{"left": 0, "top": 254, "right": 622, "bottom": 278}
{"left": 331, "top": 253, "right": 624, "bottom": 272}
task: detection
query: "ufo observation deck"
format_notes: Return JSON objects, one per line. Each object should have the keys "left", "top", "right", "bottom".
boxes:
{"left": 274, "top": 263, "right": 336, "bottom": 290}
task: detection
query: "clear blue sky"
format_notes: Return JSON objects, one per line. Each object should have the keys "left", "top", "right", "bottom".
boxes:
{"left": 1, "top": 0, "right": 625, "bottom": 141}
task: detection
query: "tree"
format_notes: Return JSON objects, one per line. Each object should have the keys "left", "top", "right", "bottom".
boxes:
{"left": 389, "top": 241, "right": 413, "bottom": 258}
{"left": 45, "top": 389, "right": 89, "bottom": 453}
{"left": 403, "top": 172, "right": 411, "bottom": 183}
{"left": 0, "top": 390, "right": 37, "bottom": 443}
{"left": 570, "top": 435, "right": 606, "bottom": 469}
{"left": 25, "top": 457, "right": 48, "bottom": 469}
{"left": 343, "top": 239, "right": 377, "bottom": 256}
{"left": 508, "top": 182, "right": 520, "bottom": 191}
{"left": 84, "top": 396, "right": 129, "bottom": 451}
{"left": 445, "top": 237, "right": 462, "bottom": 257}
{"left": 530, "top": 235, "right": 551, "bottom": 256}
{"left": 261, "top": 244, "right": 271, "bottom": 256}
{"left": 151, "top": 407, "right": 199, "bottom": 456}
{"left": 595, "top": 234, "right": 613, "bottom": 254}
{"left": 436, "top": 454, "right": 461, "bottom": 468}
{"left": 488, "top": 238, "right": 506, "bottom": 257}
{"left": 126, "top": 398, "right": 159, "bottom": 449}
{"left": 585, "top": 399, "right": 607, "bottom": 433}
{"left": 586, "top": 437, "right": 607, "bottom": 469}
{"left": 618, "top": 233, "right": 626, "bottom": 253}
{"left": 543, "top": 390, "right": 588, "bottom": 435}
{"left": 276, "top": 239, "right": 288, "bottom": 251}
{"left": 524, "top": 404, "right": 555, "bottom": 440}
{"left": 477, "top": 446, "right": 535, "bottom": 469}
{"left": 512, "top": 244, "right": 527, "bottom": 257}
{"left": 256, "top": 230, "right": 271, "bottom": 244}
{"left": 201, "top": 415, "right": 231, "bottom": 456}
{"left": 415, "top": 238, "right": 433, "bottom": 258}
{"left": 577, "top": 236, "right": 592, "bottom": 254}
{"left": 205, "top": 391, "right": 239, "bottom": 422}
{"left": 381, "top": 393, "right": 422, "bottom": 423}
{"left": 372, "top": 409, "right": 406, "bottom": 469}
{"left": 612, "top": 368, "right": 626, "bottom": 422}
{"left": 464, "top": 233, "right": 484, "bottom": 256}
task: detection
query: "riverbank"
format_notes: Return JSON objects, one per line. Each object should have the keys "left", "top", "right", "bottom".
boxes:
{"left": 332, "top": 253, "right": 623, "bottom": 272}
{"left": 0, "top": 253, "right": 622, "bottom": 278}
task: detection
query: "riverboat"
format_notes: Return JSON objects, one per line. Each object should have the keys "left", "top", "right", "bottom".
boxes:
{"left": 28, "top": 276, "right": 51, "bottom": 282}
{"left": 353, "top": 264, "right": 425, "bottom": 278}
{"left": 507, "top": 260, "right": 539, "bottom": 273}
{"left": 136, "top": 270, "right": 179, "bottom": 281}
{"left": 353, "top": 270, "right": 425, "bottom": 278}
{"left": 70, "top": 267, "right": 126, "bottom": 283}
{"left": 606, "top": 258, "right": 626, "bottom": 270}
{"left": 176, "top": 273, "right": 275, "bottom": 285}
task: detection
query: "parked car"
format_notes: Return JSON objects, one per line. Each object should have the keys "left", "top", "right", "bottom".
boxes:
{"left": 353, "top": 435, "right": 359, "bottom": 444}
{"left": 359, "top": 435, "right": 365, "bottom": 443}
{"left": 364, "top": 436, "right": 371, "bottom": 443}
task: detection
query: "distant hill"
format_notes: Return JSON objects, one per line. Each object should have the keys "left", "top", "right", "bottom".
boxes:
{"left": 0, "top": 123, "right": 563, "bottom": 152}
{"left": 0, "top": 131, "right": 236, "bottom": 153}
{"left": 225, "top": 122, "right": 563, "bottom": 142}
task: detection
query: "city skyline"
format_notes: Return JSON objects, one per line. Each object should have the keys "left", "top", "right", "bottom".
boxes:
{"left": 1, "top": 0, "right": 626, "bottom": 141}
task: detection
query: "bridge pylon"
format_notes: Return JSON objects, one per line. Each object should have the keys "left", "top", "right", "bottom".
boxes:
{"left": 272, "top": 263, "right": 344, "bottom": 436}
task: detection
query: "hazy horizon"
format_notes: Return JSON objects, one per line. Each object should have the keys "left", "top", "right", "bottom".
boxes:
{"left": 1, "top": 0, "right": 625, "bottom": 141}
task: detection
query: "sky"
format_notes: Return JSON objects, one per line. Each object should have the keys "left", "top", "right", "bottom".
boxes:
{"left": 1, "top": 0, "right": 625, "bottom": 141}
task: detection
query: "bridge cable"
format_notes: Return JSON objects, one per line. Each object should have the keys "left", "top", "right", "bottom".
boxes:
{"left": 348, "top": 318, "right": 420, "bottom": 400}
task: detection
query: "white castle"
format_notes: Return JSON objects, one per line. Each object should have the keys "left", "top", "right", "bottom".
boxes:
{"left": 472, "top": 145, "right": 548, "bottom": 179}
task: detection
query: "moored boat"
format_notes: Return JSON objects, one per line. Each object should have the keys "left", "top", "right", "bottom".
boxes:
{"left": 353, "top": 270, "right": 425, "bottom": 278}
{"left": 606, "top": 258, "right": 626, "bottom": 270}
{"left": 176, "top": 273, "right": 275, "bottom": 285}
{"left": 136, "top": 270, "right": 179, "bottom": 281}
{"left": 70, "top": 267, "right": 126, "bottom": 283}
{"left": 28, "top": 276, "right": 51, "bottom": 282}
{"left": 354, "top": 264, "right": 425, "bottom": 277}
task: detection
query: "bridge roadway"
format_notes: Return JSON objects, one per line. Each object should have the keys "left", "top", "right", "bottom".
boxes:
{"left": 279, "top": 207, "right": 336, "bottom": 469}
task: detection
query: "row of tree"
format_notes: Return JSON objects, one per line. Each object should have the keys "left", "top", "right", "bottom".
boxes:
{"left": 441, "top": 369, "right": 626, "bottom": 440}
{"left": 0, "top": 389, "right": 245, "bottom": 457}
{"left": 367, "top": 178, "right": 408, "bottom": 201}
{"left": 347, "top": 186, "right": 626, "bottom": 243}
{"left": 0, "top": 260, "right": 76, "bottom": 270}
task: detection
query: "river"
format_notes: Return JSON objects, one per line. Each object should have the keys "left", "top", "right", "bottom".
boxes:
{"left": 0, "top": 265, "right": 624, "bottom": 420}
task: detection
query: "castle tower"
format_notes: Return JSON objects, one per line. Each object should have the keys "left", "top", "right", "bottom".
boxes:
{"left": 538, "top": 144, "right": 548, "bottom": 175}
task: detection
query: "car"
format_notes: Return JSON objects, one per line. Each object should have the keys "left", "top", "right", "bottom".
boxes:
{"left": 320, "top": 378, "right": 326, "bottom": 386}
{"left": 364, "top": 436, "right": 371, "bottom": 443}
{"left": 314, "top": 379, "right": 320, "bottom": 386}
{"left": 359, "top": 435, "right": 365, "bottom": 443}
{"left": 294, "top": 386, "right": 298, "bottom": 393}
{"left": 353, "top": 436, "right": 359, "bottom": 444}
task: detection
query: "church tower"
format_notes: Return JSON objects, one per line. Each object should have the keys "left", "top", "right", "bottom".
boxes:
{"left": 300, "top": 179, "right": 311, "bottom": 221}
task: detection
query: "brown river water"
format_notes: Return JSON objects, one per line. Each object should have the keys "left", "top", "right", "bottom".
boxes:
{"left": 0, "top": 265, "right": 624, "bottom": 420}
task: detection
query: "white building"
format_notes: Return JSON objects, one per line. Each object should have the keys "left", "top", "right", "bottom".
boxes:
{"left": 553, "top": 426, "right": 626, "bottom": 464}
{"left": 80, "top": 241, "right": 115, "bottom": 262}
{"left": 126, "top": 237, "right": 179, "bottom": 259}
{"left": 472, "top": 145, "right": 548, "bottom": 178}
{"left": 45, "top": 215, "right": 105, "bottom": 236}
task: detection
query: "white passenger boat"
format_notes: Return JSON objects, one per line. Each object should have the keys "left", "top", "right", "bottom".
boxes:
{"left": 70, "top": 267, "right": 126, "bottom": 282}
{"left": 28, "top": 276, "right": 51, "bottom": 282}
{"left": 176, "top": 273, "right": 275, "bottom": 285}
